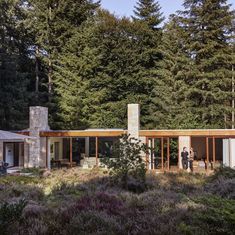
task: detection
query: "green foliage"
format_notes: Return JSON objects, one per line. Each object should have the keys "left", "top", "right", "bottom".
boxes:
{"left": 0, "top": 0, "right": 234, "bottom": 131}
{"left": 133, "top": 0, "right": 164, "bottom": 29}
{"left": 101, "top": 134, "right": 147, "bottom": 191}
{"left": 0, "top": 199, "right": 27, "bottom": 235}
{"left": 210, "top": 166, "right": 235, "bottom": 180}
{"left": 0, "top": 0, "right": 32, "bottom": 130}
{"left": 21, "top": 167, "right": 44, "bottom": 176}
{"left": 177, "top": 0, "right": 235, "bottom": 128}
{"left": 188, "top": 196, "right": 235, "bottom": 235}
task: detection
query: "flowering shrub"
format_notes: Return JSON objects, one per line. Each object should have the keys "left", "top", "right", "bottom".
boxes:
{"left": 0, "top": 167, "right": 234, "bottom": 234}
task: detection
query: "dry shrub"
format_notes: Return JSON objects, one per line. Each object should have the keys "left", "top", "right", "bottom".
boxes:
{"left": 61, "top": 211, "right": 123, "bottom": 235}
{"left": 59, "top": 192, "right": 126, "bottom": 224}
{"left": 22, "top": 202, "right": 47, "bottom": 218}
{"left": 205, "top": 176, "right": 235, "bottom": 199}
{"left": 17, "top": 217, "right": 48, "bottom": 235}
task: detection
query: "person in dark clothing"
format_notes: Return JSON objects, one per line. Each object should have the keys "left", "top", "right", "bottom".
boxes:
{"left": 181, "top": 147, "right": 189, "bottom": 170}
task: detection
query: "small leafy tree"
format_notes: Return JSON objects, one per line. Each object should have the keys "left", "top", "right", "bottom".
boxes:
{"left": 101, "top": 134, "right": 147, "bottom": 191}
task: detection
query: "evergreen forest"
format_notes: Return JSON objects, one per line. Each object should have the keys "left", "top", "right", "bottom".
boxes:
{"left": 0, "top": 0, "right": 234, "bottom": 130}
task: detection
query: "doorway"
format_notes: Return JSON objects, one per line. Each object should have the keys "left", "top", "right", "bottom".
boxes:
{"left": 5, "top": 143, "right": 14, "bottom": 167}
{"left": 148, "top": 137, "right": 178, "bottom": 171}
{"left": 4, "top": 143, "right": 20, "bottom": 167}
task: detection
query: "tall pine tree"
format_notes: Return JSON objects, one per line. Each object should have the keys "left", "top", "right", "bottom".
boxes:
{"left": 0, "top": 0, "right": 32, "bottom": 130}
{"left": 133, "top": 0, "right": 164, "bottom": 29}
{"left": 178, "top": 0, "right": 235, "bottom": 128}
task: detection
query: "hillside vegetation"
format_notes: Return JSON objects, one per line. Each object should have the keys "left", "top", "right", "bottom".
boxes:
{"left": 0, "top": 167, "right": 235, "bottom": 235}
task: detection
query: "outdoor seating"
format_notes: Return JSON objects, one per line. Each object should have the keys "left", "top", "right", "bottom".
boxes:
{"left": 0, "top": 161, "right": 8, "bottom": 175}
{"left": 51, "top": 159, "right": 77, "bottom": 169}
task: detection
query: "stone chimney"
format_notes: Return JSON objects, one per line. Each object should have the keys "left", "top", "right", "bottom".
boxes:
{"left": 28, "top": 106, "right": 49, "bottom": 167}
{"left": 128, "top": 104, "right": 140, "bottom": 139}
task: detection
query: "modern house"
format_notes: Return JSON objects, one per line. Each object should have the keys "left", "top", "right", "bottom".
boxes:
{"left": 0, "top": 104, "right": 235, "bottom": 172}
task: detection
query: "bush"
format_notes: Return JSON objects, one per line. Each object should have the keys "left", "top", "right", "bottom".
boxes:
{"left": 211, "top": 167, "right": 235, "bottom": 180}
{"left": 21, "top": 167, "right": 44, "bottom": 176}
{"left": 0, "top": 199, "right": 27, "bottom": 235}
{"left": 205, "top": 177, "right": 235, "bottom": 199}
{"left": 101, "top": 134, "right": 147, "bottom": 191}
{"left": 186, "top": 196, "right": 235, "bottom": 235}
{"left": 62, "top": 211, "right": 122, "bottom": 235}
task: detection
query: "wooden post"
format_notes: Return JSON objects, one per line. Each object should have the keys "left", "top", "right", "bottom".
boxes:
{"left": 96, "top": 137, "right": 98, "bottom": 167}
{"left": 146, "top": 137, "right": 149, "bottom": 168}
{"left": 152, "top": 138, "right": 155, "bottom": 170}
{"left": 46, "top": 137, "right": 48, "bottom": 169}
{"left": 206, "top": 137, "right": 209, "bottom": 171}
{"left": 161, "top": 137, "right": 164, "bottom": 171}
{"left": 213, "top": 137, "right": 216, "bottom": 169}
{"left": 70, "top": 137, "right": 72, "bottom": 164}
{"left": 167, "top": 137, "right": 170, "bottom": 171}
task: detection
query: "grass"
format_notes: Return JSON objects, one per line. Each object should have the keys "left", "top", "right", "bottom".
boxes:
{"left": 0, "top": 167, "right": 235, "bottom": 234}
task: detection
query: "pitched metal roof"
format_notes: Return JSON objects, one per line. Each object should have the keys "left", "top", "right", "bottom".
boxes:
{"left": 0, "top": 130, "right": 35, "bottom": 141}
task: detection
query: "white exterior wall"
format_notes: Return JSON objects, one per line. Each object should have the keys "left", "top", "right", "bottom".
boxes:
{"left": 223, "top": 139, "right": 230, "bottom": 167}
{"left": 229, "top": 139, "right": 235, "bottom": 168}
{"left": 178, "top": 136, "right": 190, "bottom": 169}
{"left": 40, "top": 137, "right": 47, "bottom": 167}
{"left": 49, "top": 137, "right": 63, "bottom": 160}
{"left": 24, "top": 142, "right": 29, "bottom": 168}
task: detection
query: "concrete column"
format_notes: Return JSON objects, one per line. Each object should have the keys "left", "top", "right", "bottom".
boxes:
{"left": 85, "top": 137, "right": 90, "bottom": 157}
{"left": 178, "top": 136, "right": 190, "bottom": 169}
{"left": 0, "top": 141, "right": 3, "bottom": 161}
{"left": 229, "top": 139, "right": 235, "bottom": 168}
{"left": 128, "top": 104, "right": 140, "bottom": 139}
{"left": 29, "top": 106, "right": 49, "bottom": 167}
{"left": 223, "top": 139, "right": 230, "bottom": 167}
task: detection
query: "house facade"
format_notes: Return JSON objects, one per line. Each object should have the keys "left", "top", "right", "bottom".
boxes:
{"left": 1, "top": 104, "right": 235, "bottom": 171}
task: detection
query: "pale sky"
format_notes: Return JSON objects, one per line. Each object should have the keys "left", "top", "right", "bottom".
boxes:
{"left": 101, "top": 0, "right": 235, "bottom": 20}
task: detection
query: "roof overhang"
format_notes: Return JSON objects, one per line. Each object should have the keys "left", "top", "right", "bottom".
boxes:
{"left": 140, "top": 129, "right": 235, "bottom": 137}
{"left": 40, "top": 130, "right": 127, "bottom": 137}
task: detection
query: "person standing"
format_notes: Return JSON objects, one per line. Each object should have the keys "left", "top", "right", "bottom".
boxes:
{"left": 189, "top": 147, "right": 195, "bottom": 172}
{"left": 181, "top": 147, "right": 189, "bottom": 170}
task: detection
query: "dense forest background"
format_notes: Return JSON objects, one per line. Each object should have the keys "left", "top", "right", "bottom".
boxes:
{"left": 0, "top": 0, "right": 234, "bottom": 130}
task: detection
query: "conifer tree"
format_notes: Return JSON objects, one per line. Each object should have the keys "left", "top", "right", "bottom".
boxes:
{"left": 159, "top": 15, "right": 202, "bottom": 129}
{"left": 178, "top": 0, "right": 235, "bottom": 128}
{"left": 0, "top": 0, "right": 32, "bottom": 130}
{"left": 26, "top": 0, "right": 100, "bottom": 128}
{"left": 133, "top": 0, "right": 164, "bottom": 29}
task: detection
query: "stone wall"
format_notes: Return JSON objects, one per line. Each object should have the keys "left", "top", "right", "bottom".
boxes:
{"left": 29, "top": 106, "right": 49, "bottom": 167}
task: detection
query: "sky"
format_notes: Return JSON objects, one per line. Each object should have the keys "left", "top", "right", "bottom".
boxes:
{"left": 101, "top": 0, "right": 235, "bottom": 20}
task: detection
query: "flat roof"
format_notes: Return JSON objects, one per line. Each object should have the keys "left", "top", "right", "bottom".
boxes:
{"left": 40, "top": 129, "right": 127, "bottom": 137}
{"left": 39, "top": 129, "right": 235, "bottom": 138}
{"left": 139, "top": 129, "right": 235, "bottom": 137}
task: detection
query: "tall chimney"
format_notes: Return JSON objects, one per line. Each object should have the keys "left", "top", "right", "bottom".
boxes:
{"left": 127, "top": 104, "right": 140, "bottom": 139}
{"left": 28, "top": 106, "right": 49, "bottom": 167}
